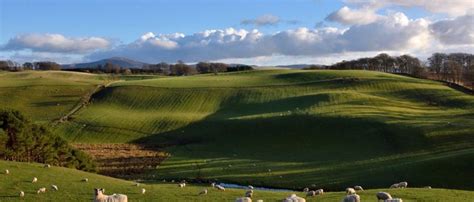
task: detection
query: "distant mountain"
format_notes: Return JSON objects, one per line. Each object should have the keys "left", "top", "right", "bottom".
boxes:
{"left": 276, "top": 64, "right": 327, "bottom": 69}
{"left": 62, "top": 57, "right": 148, "bottom": 69}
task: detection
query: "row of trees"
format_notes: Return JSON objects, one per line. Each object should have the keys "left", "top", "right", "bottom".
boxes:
{"left": 0, "top": 61, "right": 62, "bottom": 71}
{"left": 0, "top": 109, "right": 96, "bottom": 172}
{"left": 321, "top": 53, "right": 473, "bottom": 89}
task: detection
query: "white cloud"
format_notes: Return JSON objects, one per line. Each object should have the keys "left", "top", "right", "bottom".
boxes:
{"left": 1, "top": 33, "right": 111, "bottom": 53}
{"left": 346, "top": 0, "right": 474, "bottom": 16}
{"left": 326, "top": 6, "right": 381, "bottom": 25}
{"left": 241, "top": 14, "right": 281, "bottom": 26}
{"left": 430, "top": 14, "right": 474, "bottom": 45}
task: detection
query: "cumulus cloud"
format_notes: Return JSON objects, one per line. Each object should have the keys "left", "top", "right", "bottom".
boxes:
{"left": 430, "top": 14, "right": 474, "bottom": 45}
{"left": 346, "top": 0, "right": 474, "bottom": 16}
{"left": 241, "top": 14, "right": 281, "bottom": 26}
{"left": 1, "top": 33, "right": 111, "bottom": 53}
{"left": 326, "top": 6, "right": 381, "bottom": 25}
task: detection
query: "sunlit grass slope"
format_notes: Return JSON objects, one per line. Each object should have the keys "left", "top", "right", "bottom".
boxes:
{"left": 53, "top": 69, "right": 474, "bottom": 190}
{"left": 1, "top": 160, "right": 473, "bottom": 201}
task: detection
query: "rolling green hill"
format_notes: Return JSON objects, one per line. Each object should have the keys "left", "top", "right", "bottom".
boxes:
{"left": 1, "top": 160, "right": 473, "bottom": 201}
{"left": 1, "top": 69, "right": 473, "bottom": 191}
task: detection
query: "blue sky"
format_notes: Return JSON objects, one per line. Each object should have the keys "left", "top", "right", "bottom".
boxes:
{"left": 1, "top": 0, "right": 473, "bottom": 65}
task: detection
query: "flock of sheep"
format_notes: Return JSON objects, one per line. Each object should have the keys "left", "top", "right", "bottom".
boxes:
{"left": 4, "top": 166, "right": 420, "bottom": 201}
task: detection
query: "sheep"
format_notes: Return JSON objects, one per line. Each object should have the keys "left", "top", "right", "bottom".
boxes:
{"left": 211, "top": 182, "right": 216, "bottom": 187}
{"left": 283, "top": 194, "right": 306, "bottom": 202}
{"left": 141, "top": 188, "right": 146, "bottom": 194}
{"left": 354, "top": 186, "right": 363, "bottom": 191}
{"left": 345, "top": 187, "right": 356, "bottom": 195}
{"left": 248, "top": 185, "right": 254, "bottom": 190}
{"left": 424, "top": 186, "right": 432, "bottom": 189}
{"left": 376, "top": 192, "right": 392, "bottom": 201}
{"left": 306, "top": 190, "right": 316, "bottom": 197}
{"left": 4, "top": 169, "right": 9, "bottom": 175}
{"left": 44, "top": 164, "right": 51, "bottom": 168}
{"left": 135, "top": 183, "right": 140, "bottom": 187}
{"left": 245, "top": 190, "right": 253, "bottom": 198}
{"left": 82, "top": 178, "right": 89, "bottom": 182}
{"left": 51, "top": 185, "right": 59, "bottom": 191}
{"left": 390, "top": 183, "right": 399, "bottom": 188}
{"left": 37, "top": 187, "right": 46, "bottom": 194}
{"left": 178, "top": 182, "right": 186, "bottom": 188}
{"left": 235, "top": 197, "right": 252, "bottom": 202}
{"left": 94, "top": 188, "right": 128, "bottom": 202}
{"left": 19, "top": 191, "right": 25, "bottom": 197}
{"left": 215, "top": 184, "right": 225, "bottom": 191}
{"left": 385, "top": 199, "right": 403, "bottom": 202}
{"left": 32, "top": 177, "right": 38, "bottom": 183}
{"left": 398, "top": 182, "right": 408, "bottom": 188}
{"left": 303, "top": 187, "right": 309, "bottom": 192}
{"left": 256, "top": 200, "right": 263, "bottom": 202}
{"left": 198, "top": 189, "right": 208, "bottom": 195}
{"left": 315, "top": 189, "right": 324, "bottom": 195}
{"left": 342, "top": 194, "right": 360, "bottom": 202}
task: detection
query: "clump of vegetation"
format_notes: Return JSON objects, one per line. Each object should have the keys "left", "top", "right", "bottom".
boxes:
{"left": 0, "top": 109, "right": 96, "bottom": 172}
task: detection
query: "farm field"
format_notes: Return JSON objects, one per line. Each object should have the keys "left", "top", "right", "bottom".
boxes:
{"left": 1, "top": 160, "right": 474, "bottom": 201}
{"left": 1, "top": 69, "right": 474, "bottom": 191}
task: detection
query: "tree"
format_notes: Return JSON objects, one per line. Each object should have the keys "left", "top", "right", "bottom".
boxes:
{"left": 23, "top": 62, "right": 34, "bottom": 70}
{"left": 196, "top": 62, "right": 211, "bottom": 73}
{"left": 35, "top": 61, "right": 61, "bottom": 70}
{"left": 428, "top": 53, "right": 448, "bottom": 79}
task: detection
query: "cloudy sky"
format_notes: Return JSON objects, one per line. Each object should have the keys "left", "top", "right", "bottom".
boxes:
{"left": 0, "top": 0, "right": 473, "bottom": 65}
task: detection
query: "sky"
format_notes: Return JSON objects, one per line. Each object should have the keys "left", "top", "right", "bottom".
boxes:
{"left": 0, "top": 0, "right": 473, "bottom": 65}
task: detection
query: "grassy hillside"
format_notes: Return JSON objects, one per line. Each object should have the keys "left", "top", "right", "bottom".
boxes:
{"left": 1, "top": 160, "right": 473, "bottom": 201}
{"left": 1, "top": 69, "right": 473, "bottom": 190}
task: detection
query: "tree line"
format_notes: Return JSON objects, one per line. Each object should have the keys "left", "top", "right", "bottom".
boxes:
{"left": 0, "top": 109, "right": 96, "bottom": 172}
{"left": 307, "top": 53, "right": 473, "bottom": 89}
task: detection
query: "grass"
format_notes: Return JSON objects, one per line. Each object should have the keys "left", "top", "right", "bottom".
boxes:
{"left": 1, "top": 69, "right": 474, "bottom": 191}
{"left": 1, "top": 160, "right": 473, "bottom": 201}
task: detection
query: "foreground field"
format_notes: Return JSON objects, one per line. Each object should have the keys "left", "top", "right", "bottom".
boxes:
{"left": 1, "top": 69, "right": 473, "bottom": 191}
{"left": 1, "top": 160, "right": 473, "bottom": 201}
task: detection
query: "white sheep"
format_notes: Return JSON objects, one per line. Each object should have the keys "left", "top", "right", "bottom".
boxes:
{"left": 306, "top": 190, "right": 316, "bottom": 197}
{"left": 398, "top": 182, "right": 408, "bottom": 188}
{"left": 315, "top": 189, "right": 324, "bottom": 195}
{"left": 82, "top": 178, "right": 89, "bottom": 182}
{"left": 390, "top": 183, "right": 399, "bottom": 188}
{"left": 141, "top": 188, "right": 146, "bottom": 194}
{"left": 51, "top": 185, "right": 59, "bottom": 191}
{"left": 342, "top": 194, "right": 360, "bottom": 202}
{"left": 303, "top": 187, "right": 309, "bottom": 192}
{"left": 354, "top": 186, "right": 363, "bottom": 191}
{"left": 4, "top": 169, "right": 9, "bottom": 175}
{"left": 235, "top": 197, "right": 252, "bottom": 202}
{"left": 248, "top": 185, "right": 254, "bottom": 190}
{"left": 211, "top": 182, "right": 216, "bottom": 187}
{"left": 19, "top": 191, "right": 24, "bottom": 197}
{"left": 178, "top": 182, "right": 186, "bottom": 188}
{"left": 135, "top": 183, "right": 140, "bottom": 187}
{"left": 94, "top": 188, "right": 128, "bottom": 202}
{"left": 37, "top": 187, "right": 46, "bottom": 194}
{"left": 32, "top": 177, "right": 38, "bottom": 183}
{"left": 256, "top": 200, "right": 263, "bottom": 202}
{"left": 283, "top": 194, "right": 306, "bottom": 202}
{"left": 215, "top": 184, "right": 225, "bottom": 191}
{"left": 199, "top": 189, "right": 208, "bottom": 195}
{"left": 376, "top": 192, "right": 392, "bottom": 201}
{"left": 424, "top": 186, "right": 432, "bottom": 189}
{"left": 44, "top": 164, "right": 51, "bottom": 168}
{"left": 385, "top": 199, "right": 403, "bottom": 202}
{"left": 245, "top": 190, "right": 253, "bottom": 198}
{"left": 345, "top": 187, "right": 356, "bottom": 195}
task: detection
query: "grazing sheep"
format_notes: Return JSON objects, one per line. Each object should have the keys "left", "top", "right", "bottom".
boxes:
{"left": 385, "top": 199, "right": 403, "bottom": 202}
{"left": 315, "top": 189, "right": 324, "bottom": 195}
{"left": 345, "top": 187, "right": 356, "bottom": 195}
{"left": 211, "top": 182, "right": 216, "bottom": 187}
{"left": 44, "top": 164, "right": 51, "bottom": 168}
{"left": 178, "top": 183, "right": 186, "bottom": 188}
{"left": 248, "top": 185, "right": 254, "bottom": 190}
{"left": 82, "top": 178, "right": 89, "bottom": 182}
{"left": 342, "top": 194, "right": 360, "bottom": 202}
{"left": 354, "top": 186, "right": 363, "bottom": 191}
{"left": 283, "top": 194, "right": 306, "bottom": 202}
{"left": 94, "top": 188, "right": 128, "bottom": 202}
{"left": 245, "top": 190, "right": 254, "bottom": 198}
{"left": 256, "top": 200, "right": 263, "bottom": 202}
{"left": 32, "top": 177, "right": 38, "bottom": 183}
{"left": 376, "top": 192, "right": 392, "bottom": 201}
{"left": 215, "top": 184, "right": 225, "bottom": 191}
{"left": 235, "top": 197, "right": 252, "bottom": 202}
{"left": 390, "top": 183, "right": 399, "bottom": 188}
{"left": 51, "top": 185, "right": 59, "bottom": 191}
{"left": 424, "top": 186, "right": 432, "bottom": 189}
{"left": 19, "top": 191, "right": 24, "bottom": 197}
{"left": 135, "top": 183, "right": 140, "bottom": 187}
{"left": 4, "top": 169, "right": 9, "bottom": 175}
{"left": 141, "top": 188, "right": 146, "bottom": 194}
{"left": 398, "top": 182, "right": 408, "bottom": 188}
{"left": 303, "top": 187, "right": 309, "bottom": 192}
{"left": 306, "top": 190, "right": 316, "bottom": 197}
{"left": 37, "top": 187, "right": 46, "bottom": 194}
{"left": 199, "top": 189, "right": 208, "bottom": 195}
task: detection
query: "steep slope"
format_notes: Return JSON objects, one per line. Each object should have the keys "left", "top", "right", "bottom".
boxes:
{"left": 51, "top": 69, "right": 474, "bottom": 190}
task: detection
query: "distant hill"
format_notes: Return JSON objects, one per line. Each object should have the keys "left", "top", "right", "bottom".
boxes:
{"left": 62, "top": 57, "right": 148, "bottom": 69}
{"left": 276, "top": 64, "right": 326, "bottom": 69}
